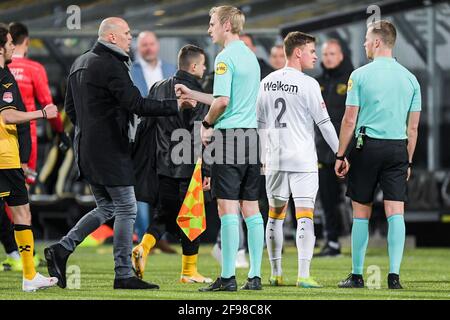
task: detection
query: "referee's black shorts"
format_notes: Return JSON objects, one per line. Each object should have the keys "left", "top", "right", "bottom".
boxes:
{"left": 346, "top": 137, "right": 408, "bottom": 204}
{"left": 0, "top": 169, "right": 29, "bottom": 206}
{"left": 208, "top": 128, "right": 260, "bottom": 201}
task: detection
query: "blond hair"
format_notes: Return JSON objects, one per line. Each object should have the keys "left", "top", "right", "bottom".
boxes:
{"left": 209, "top": 6, "right": 245, "bottom": 34}
{"left": 367, "top": 20, "right": 397, "bottom": 48}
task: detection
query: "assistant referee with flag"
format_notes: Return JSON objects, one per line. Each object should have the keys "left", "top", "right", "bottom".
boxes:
{"left": 335, "top": 20, "right": 421, "bottom": 289}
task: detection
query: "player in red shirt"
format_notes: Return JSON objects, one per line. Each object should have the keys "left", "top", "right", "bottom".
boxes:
{"left": 0, "top": 22, "right": 69, "bottom": 272}
{"left": 8, "top": 22, "right": 67, "bottom": 183}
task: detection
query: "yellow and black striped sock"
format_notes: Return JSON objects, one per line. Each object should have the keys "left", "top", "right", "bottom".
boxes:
{"left": 14, "top": 225, "right": 36, "bottom": 280}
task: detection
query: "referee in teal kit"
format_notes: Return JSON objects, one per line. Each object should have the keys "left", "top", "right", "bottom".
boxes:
{"left": 334, "top": 20, "right": 421, "bottom": 289}
{"left": 175, "top": 5, "right": 263, "bottom": 292}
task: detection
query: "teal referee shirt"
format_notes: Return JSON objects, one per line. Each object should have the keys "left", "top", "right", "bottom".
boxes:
{"left": 213, "top": 40, "right": 260, "bottom": 129}
{"left": 346, "top": 57, "right": 421, "bottom": 140}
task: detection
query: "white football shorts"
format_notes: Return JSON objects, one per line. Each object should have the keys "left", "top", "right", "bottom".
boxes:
{"left": 265, "top": 170, "right": 318, "bottom": 208}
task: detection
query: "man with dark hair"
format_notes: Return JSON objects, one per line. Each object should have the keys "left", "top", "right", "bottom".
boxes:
{"left": 0, "top": 22, "right": 69, "bottom": 271}
{"left": 8, "top": 22, "right": 68, "bottom": 184}
{"left": 0, "top": 23, "right": 59, "bottom": 291}
{"left": 315, "top": 39, "right": 354, "bottom": 257}
{"left": 131, "top": 44, "right": 212, "bottom": 284}
{"left": 43, "top": 17, "right": 194, "bottom": 290}
{"left": 336, "top": 20, "right": 421, "bottom": 289}
{"left": 269, "top": 44, "right": 286, "bottom": 70}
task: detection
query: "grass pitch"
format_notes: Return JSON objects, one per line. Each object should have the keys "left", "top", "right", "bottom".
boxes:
{"left": 0, "top": 244, "right": 449, "bottom": 300}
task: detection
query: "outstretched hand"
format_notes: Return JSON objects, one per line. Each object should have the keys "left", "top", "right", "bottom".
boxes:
{"left": 175, "top": 83, "right": 192, "bottom": 99}
{"left": 43, "top": 104, "right": 58, "bottom": 119}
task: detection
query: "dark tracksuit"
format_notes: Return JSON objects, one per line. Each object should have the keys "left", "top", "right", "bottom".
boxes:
{"left": 139, "top": 70, "right": 209, "bottom": 256}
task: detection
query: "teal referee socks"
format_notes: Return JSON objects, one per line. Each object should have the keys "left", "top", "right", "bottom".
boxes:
{"left": 220, "top": 214, "right": 240, "bottom": 279}
{"left": 351, "top": 215, "right": 405, "bottom": 276}
{"left": 245, "top": 213, "right": 264, "bottom": 279}
{"left": 351, "top": 218, "right": 369, "bottom": 275}
{"left": 387, "top": 214, "right": 405, "bottom": 275}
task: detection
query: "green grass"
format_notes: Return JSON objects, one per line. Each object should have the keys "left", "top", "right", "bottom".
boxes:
{"left": 0, "top": 244, "right": 449, "bottom": 300}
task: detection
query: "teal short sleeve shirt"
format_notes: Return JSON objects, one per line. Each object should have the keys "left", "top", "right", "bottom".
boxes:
{"left": 346, "top": 57, "right": 422, "bottom": 139}
{"left": 213, "top": 40, "right": 261, "bottom": 129}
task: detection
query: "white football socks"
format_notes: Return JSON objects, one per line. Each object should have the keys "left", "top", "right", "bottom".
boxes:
{"left": 266, "top": 217, "right": 284, "bottom": 277}
{"left": 296, "top": 218, "right": 316, "bottom": 279}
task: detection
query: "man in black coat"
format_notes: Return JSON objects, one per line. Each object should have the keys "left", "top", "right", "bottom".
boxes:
{"left": 131, "top": 44, "right": 213, "bottom": 284}
{"left": 315, "top": 39, "right": 354, "bottom": 257}
{"left": 44, "top": 17, "right": 193, "bottom": 290}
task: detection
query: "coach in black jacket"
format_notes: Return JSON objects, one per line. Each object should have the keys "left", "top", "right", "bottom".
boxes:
{"left": 315, "top": 39, "right": 354, "bottom": 257}
{"left": 132, "top": 45, "right": 212, "bottom": 283}
{"left": 44, "top": 17, "right": 192, "bottom": 290}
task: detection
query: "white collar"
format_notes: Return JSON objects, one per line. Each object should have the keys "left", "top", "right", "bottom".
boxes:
{"left": 138, "top": 55, "right": 162, "bottom": 70}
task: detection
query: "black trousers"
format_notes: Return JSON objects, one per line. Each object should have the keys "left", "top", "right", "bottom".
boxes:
{"left": 0, "top": 202, "right": 18, "bottom": 254}
{"left": 147, "top": 175, "right": 200, "bottom": 256}
{"left": 318, "top": 163, "right": 342, "bottom": 244}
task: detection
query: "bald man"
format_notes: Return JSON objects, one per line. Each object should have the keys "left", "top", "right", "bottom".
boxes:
{"left": 131, "top": 31, "right": 176, "bottom": 97}
{"left": 44, "top": 17, "right": 193, "bottom": 290}
{"left": 315, "top": 39, "right": 354, "bottom": 257}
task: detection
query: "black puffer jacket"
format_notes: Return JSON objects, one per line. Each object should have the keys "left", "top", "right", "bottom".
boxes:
{"left": 315, "top": 56, "right": 354, "bottom": 164}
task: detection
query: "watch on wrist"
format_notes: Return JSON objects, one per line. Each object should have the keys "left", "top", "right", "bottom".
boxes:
{"left": 202, "top": 120, "right": 213, "bottom": 129}
{"left": 335, "top": 153, "right": 345, "bottom": 161}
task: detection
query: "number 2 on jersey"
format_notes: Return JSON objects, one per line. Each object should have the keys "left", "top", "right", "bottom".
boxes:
{"left": 274, "top": 97, "right": 287, "bottom": 128}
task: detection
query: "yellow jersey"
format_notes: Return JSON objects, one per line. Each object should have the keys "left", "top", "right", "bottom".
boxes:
{"left": 0, "top": 66, "right": 23, "bottom": 169}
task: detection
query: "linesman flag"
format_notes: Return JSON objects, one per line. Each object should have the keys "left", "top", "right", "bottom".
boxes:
{"left": 176, "top": 158, "right": 206, "bottom": 241}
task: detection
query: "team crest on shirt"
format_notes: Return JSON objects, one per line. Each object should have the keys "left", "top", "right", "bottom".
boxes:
{"left": 215, "top": 62, "right": 227, "bottom": 75}
{"left": 347, "top": 79, "right": 353, "bottom": 92}
{"left": 2, "top": 92, "right": 13, "bottom": 103}
{"left": 2, "top": 83, "right": 13, "bottom": 89}
{"left": 336, "top": 83, "right": 347, "bottom": 95}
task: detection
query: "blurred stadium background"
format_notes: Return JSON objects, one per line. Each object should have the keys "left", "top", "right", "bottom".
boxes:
{"left": 1, "top": 0, "right": 449, "bottom": 248}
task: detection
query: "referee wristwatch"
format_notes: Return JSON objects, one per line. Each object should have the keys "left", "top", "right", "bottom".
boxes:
{"left": 202, "top": 120, "right": 213, "bottom": 129}
{"left": 335, "top": 153, "right": 345, "bottom": 161}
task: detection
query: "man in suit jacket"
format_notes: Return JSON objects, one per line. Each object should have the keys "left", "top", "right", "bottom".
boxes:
{"left": 131, "top": 31, "right": 176, "bottom": 97}
{"left": 44, "top": 17, "right": 192, "bottom": 290}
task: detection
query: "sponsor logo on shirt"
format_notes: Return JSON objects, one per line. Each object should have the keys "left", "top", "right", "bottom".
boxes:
{"left": 347, "top": 79, "right": 353, "bottom": 92}
{"left": 263, "top": 81, "right": 298, "bottom": 94}
{"left": 215, "top": 62, "right": 227, "bottom": 75}
{"left": 336, "top": 83, "right": 347, "bottom": 95}
{"left": 2, "top": 92, "right": 13, "bottom": 103}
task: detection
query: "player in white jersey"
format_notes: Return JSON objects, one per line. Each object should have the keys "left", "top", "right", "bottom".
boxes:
{"left": 257, "top": 32, "right": 347, "bottom": 288}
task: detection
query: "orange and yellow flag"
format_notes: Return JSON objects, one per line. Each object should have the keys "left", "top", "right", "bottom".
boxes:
{"left": 176, "top": 158, "right": 206, "bottom": 241}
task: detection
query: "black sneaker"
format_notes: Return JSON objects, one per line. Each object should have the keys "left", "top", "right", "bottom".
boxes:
{"left": 338, "top": 273, "right": 364, "bottom": 288}
{"left": 315, "top": 243, "right": 341, "bottom": 257}
{"left": 241, "top": 276, "right": 262, "bottom": 290}
{"left": 199, "top": 276, "right": 237, "bottom": 292}
{"left": 44, "top": 244, "right": 71, "bottom": 289}
{"left": 114, "top": 276, "right": 159, "bottom": 289}
{"left": 388, "top": 273, "right": 403, "bottom": 289}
